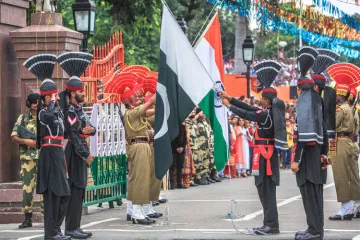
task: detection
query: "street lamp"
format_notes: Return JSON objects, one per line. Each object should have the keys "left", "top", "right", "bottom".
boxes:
{"left": 278, "top": 41, "right": 288, "bottom": 59}
{"left": 177, "top": 17, "right": 188, "bottom": 37}
{"left": 72, "top": 0, "right": 96, "bottom": 52}
{"left": 242, "top": 36, "right": 255, "bottom": 98}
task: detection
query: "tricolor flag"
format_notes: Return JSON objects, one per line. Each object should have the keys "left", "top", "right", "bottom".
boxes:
{"left": 194, "top": 12, "right": 229, "bottom": 172}
{"left": 155, "top": 6, "right": 218, "bottom": 180}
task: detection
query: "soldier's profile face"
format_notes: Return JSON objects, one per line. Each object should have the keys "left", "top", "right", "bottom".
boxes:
{"left": 74, "top": 90, "right": 85, "bottom": 103}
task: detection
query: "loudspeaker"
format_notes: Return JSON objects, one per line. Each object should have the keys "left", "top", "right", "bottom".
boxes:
{"left": 290, "top": 86, "right": 298, "bottom": 99}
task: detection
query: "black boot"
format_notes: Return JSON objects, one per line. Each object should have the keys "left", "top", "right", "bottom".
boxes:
{"left": 210, "top": 175, "right": 221, "bottom": 182}
{"left": 19, "top": 212, "right": 32, "bottom": 229}
{"left": 206, "top": 176, "right": 216, "bottom": 184}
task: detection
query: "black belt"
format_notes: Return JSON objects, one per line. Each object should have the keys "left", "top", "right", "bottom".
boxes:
{"left": 337, "top": 132, "right": 351, "bottom": 137}
{"left": 130, "top": 137, "right": 149, "bottom": 144}
{"left": 254, "top": 140, "right": 274, "bottom": 145}
{"left": 41, "top": 139, "right": 64, "bottom": 145}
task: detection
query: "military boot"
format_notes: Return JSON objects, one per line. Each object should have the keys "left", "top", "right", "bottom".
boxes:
{"left": 19, "top": 212, "right": 32, "bottom": 229}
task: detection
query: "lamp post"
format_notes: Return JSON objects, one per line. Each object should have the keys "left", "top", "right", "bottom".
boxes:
{"left": 278, "top": 41, "right": 288, "bottom": 59}
{"left": 242, "top": 35, "right": 255, "bottom": 98}
{"left": 72, "top": 0, "right": 96, "bottom": 52}
{"left": 177, "top": 17, "right": 188, "bottom": 37}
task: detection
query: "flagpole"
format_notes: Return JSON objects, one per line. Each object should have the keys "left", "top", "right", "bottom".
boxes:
{"left": 299, "top": 0, "right": 303, "bottom": 49}
{"left": 192, "top": 12, "right": 218, "bottom": 48}
{"left": 160, "top": 0, "right": 218, "bottom": 86}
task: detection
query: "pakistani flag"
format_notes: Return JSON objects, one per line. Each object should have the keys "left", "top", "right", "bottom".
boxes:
{"left": 154, "top": 6, "right": 228, "bottom": 180}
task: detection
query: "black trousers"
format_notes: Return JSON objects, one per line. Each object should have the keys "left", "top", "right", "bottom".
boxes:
{"left": 43, "top": 190, "right": 69, "bottom": 237}
{"left": 65, "top": 183, "right": 85, "bottom": 231}
{"left": 256, "top": 176, "right": 279, "bottom": 228}
{"left": 299, "top": 180, "right": 324, "bottom": 236}
{"left": 170, "top": 153, "right": 185, "bottom": 186}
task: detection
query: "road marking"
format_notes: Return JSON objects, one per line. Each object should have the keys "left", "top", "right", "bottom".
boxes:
{"left": 224, "top": 183, "right": 335, "bottom": 222}
{"left": 165, "top": 199, "right": 338, "bottom": 202}
{"left": 353, "top": 234, "right": 360, "bottom": 240}
{"left": 1, "top": 227, "right": 357, "bottom": 234}
{"left": 81, "top": 218, "right": 120, "bottom": 228}
{"left": 13, "top": 218, "right": 120, "bottom": 240}
{"left": 17, "top": 234, "right": 43, "bottom": 240}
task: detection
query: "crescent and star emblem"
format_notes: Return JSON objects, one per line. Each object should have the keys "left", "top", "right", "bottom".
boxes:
{"left": 154, "top": 83, "right": 170, "bottom": 140}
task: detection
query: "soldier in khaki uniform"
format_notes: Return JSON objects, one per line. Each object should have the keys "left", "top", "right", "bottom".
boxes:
{"left": 142, "top": 93, "right": 163, "bottom": 218}
{"left": 347, "top": 88, "right": 360, "bottom": 218}
{"left": 121, "top": 82, "right": 157, "bottom": 225}
{"left": 329, "top": 84, "right": 360, "bottom": 221}
{"left": 11, "top": 93, "right": 42, "bottom": 229}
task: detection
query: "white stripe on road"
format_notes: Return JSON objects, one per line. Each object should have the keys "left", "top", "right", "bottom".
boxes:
{"left": 81, "top": 218, "right": 120, "bottom": 229}
{"left": 353, "top": 234, "right": 360, "bottom": 240}
{"left": 14, "top": 218, "right": 120, "bottom": 240}
{"left": 6, "top": 227, "right": 360, "bottom": 240}
{"left": 224, "top": 183, "right": 335, "bottom": 222}
{"left": 17, "top": 234, "right": 43, "bottom": 240}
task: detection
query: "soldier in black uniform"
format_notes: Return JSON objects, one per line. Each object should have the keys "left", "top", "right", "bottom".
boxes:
{"left": 58, "top": 52, "right": 95, "bottom": 239}
{"left": 291, "top": 46, "right": 325, "bottom": 240}
{"left": 220, "top": 60, "right": 287, "bottom": 235}
{"left": 24, "top": 54, "right": 71, "bottom": 240}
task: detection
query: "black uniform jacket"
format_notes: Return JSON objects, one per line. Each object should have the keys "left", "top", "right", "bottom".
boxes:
{"left": 36, "top": 101, "right": 71, "bottom": 196}
{"left": 293, "top": 102, "right": 328, "bottom": 187}
{"left": 229, "top": 98, "right": 279, "bottom": 186}
{"left": 64, "top": 104, "right": 96, "bottom": 189}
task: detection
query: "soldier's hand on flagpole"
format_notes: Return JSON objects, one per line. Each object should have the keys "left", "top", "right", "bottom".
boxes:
{"left": 150, "top": 94, "right": 156, "bottom": 104}
{"left": 219, "top": 91, "right": 230, "bottom": 100}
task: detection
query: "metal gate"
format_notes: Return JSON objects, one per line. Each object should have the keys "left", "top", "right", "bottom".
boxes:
{"left": 83, "top": 103, "right": 127, "bottom": 207}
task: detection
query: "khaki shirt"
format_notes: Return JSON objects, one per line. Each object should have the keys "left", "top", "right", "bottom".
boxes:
{"left": 354, "top": 111, "right": 359, "bottom": 136}
{"left": 148, "top": 116, "right": 155, "bottom": 129}
{"left": 336, "top": 102, "right": 355, "bottom": 133}
{"left": 11, "top": 110, "right": 39, "bottom": 161}
{"left": 124, "top": 105, "right": 149, "bottom": 140}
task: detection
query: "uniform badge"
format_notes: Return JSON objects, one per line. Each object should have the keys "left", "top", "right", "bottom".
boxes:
{"left": 67, "top": 115, "right": 77, "bottom": 126}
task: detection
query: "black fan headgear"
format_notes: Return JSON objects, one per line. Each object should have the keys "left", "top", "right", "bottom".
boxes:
{"left": 57, "top": 52, "right": 93, "bottom": 78}
{"left": 297, "top": 46, "right": 318, "bottom": 89}
{"left": 311, "top": 49, "right": 340, "bottom": 88}
{"left": 253, "top": 60, "right": 282, "bottom": 100}
{"left": 23, "top": 54, "right": 57, "bottom": 80}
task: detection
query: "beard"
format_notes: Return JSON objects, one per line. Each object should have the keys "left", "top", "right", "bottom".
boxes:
{"left": 75, "top": 94, "right": 85, "bottom": 103}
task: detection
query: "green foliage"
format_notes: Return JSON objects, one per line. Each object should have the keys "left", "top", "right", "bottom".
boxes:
{"left": 114, "top": 5, "right": 162, "bottom": 70}
{"left": 254, "top": 32, "right": 298, "bottom": 59}
{"left": 57, "top": 0, "right": 161, "bottom": 70}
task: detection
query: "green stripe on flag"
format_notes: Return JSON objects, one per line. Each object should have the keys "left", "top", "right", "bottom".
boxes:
{"left": 199, "top": 90, "right": 229, "bottom": 172}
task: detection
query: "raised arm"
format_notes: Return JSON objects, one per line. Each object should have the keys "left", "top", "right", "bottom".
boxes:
{"left": 230, "top": 98, "right": 260, "bottom": 111}
{"left": 219, "top": 90, "right": 259, "bottom": 111}
{"left": 229, "top": 105, "right": 268, "bottom": 123}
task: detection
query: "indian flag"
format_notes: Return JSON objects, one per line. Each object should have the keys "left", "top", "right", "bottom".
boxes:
{"left": 154, "top": 6, "right": 228, "bottom": 180}
{"left": 194, "top": 12, "right": 229, "bottom": 172}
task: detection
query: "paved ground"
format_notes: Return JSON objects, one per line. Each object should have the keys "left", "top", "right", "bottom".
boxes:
{"left": 1, "top": 166, "right": 360, "bottom": 240}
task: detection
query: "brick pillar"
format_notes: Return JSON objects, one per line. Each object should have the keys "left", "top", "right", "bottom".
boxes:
{"left": 0, "top": 12, "right": 83, "bottom": 224}
{"left": 10, "top": 12, "right": 83, "bottom": 113}
{"left": 0, "top": 0, "right": 29, "bottom": 184}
